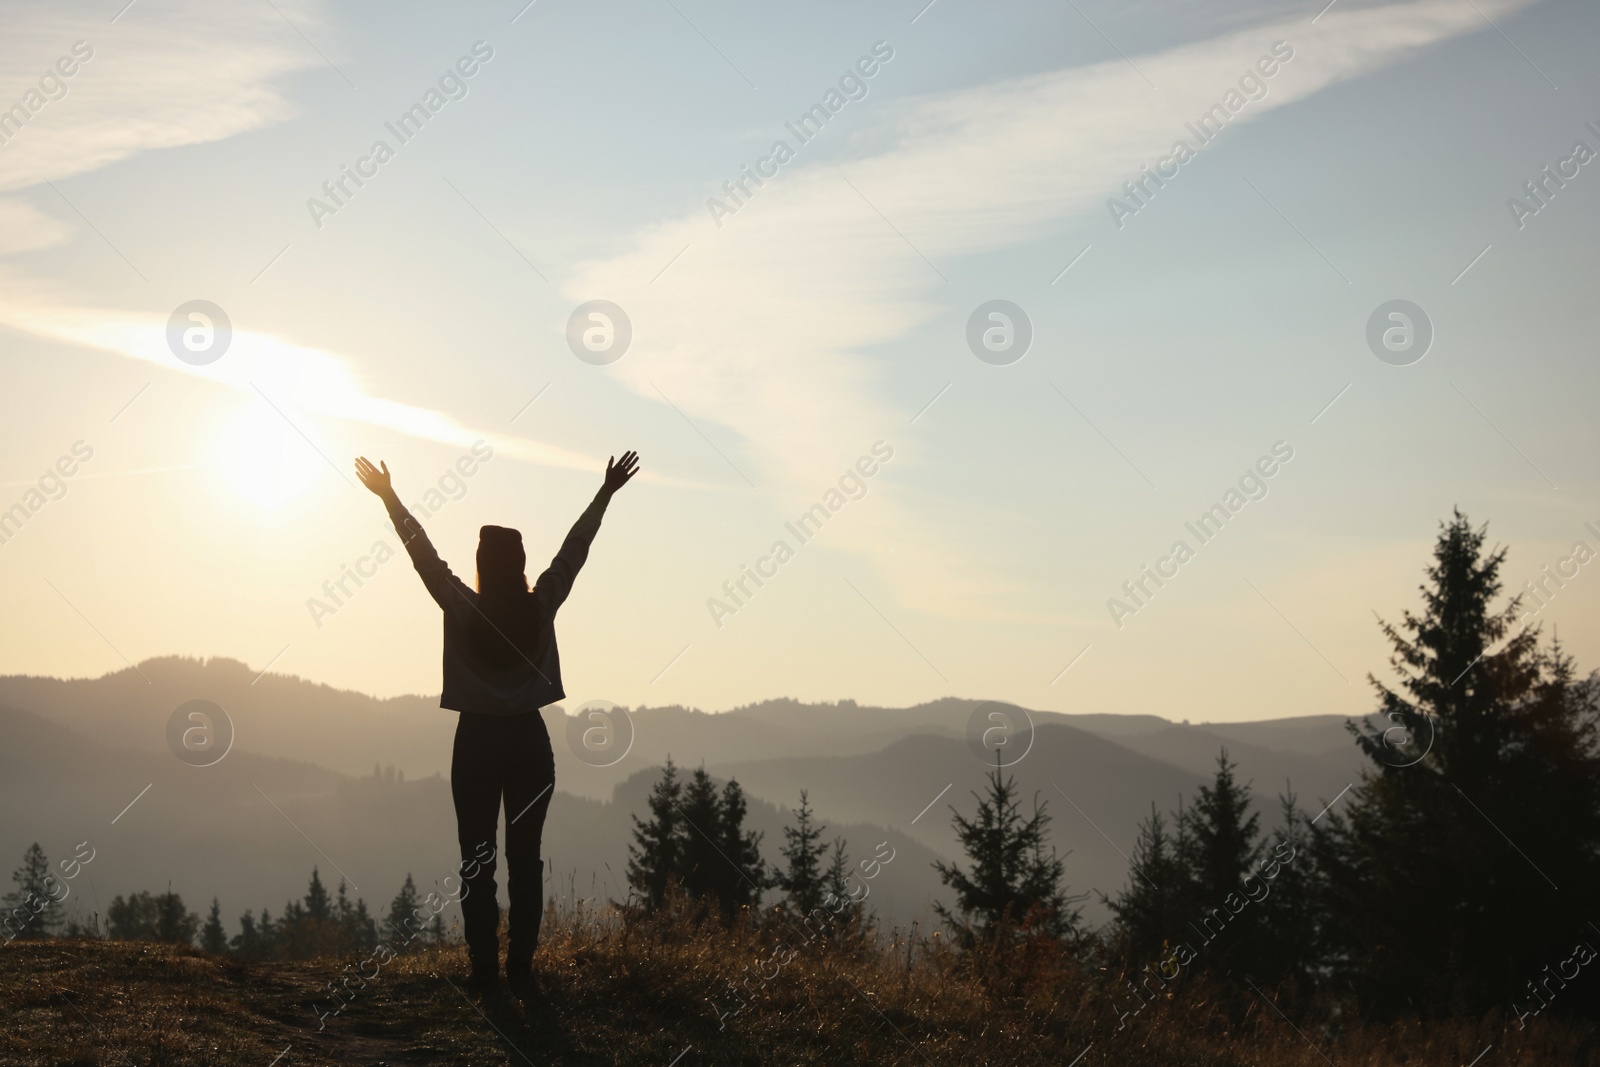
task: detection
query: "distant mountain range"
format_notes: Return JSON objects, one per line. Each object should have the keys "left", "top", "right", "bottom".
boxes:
{"left": 0, "top": 658, "right": 1372, "bottom": 929}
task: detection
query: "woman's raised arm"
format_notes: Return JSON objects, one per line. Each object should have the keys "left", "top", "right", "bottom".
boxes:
{"left": 355, "top": 456, "right": 470, "bottom": 612}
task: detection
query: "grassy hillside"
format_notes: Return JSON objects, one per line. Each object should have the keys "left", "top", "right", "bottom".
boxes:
{"left": 4, "top": 912, "right": 1593, "bottom": 1066}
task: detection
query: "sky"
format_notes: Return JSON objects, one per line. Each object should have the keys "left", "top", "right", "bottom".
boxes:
{"left": 0, "top": 0, "right": 1596, "bottom": 723}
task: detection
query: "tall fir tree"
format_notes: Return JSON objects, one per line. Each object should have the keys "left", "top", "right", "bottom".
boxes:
{"left": 933, "top": 755, "right": 1083, "bottom": 943}
{"left": 676, "top": 766, "right": 725, "bottom": 904}
{"left": 1104, "top": 805, "right": 1191, "bottom": 965}
{"left": 156, "top": 890, "right": 199, "bottom": 945}
{"left": 1250, "top": 786, "right": 1318, "bottom": 988}
{"left": 714, "top": 778, "right": 767, "bottom": 916}
{"left": 200, "top": 897, "right": 228, "bottom": 953}
{"left": 3, "top": 843, "right": 63, "bottom": 940}
{"left": 1175, "top": 750, "right": 1265, "bottom": 973}
{"left": 350, "top": 897, "right": 379, "bottom": 954}
{"left": 818, "top": 837, "right": 866, "bottom": 927}
{"left": 304, "top": 868, "right": 331, "bottom": 923}
{"left": 626, "top": 758, "right": 683, "bottom": 910}
{"left": 257, "top": 908, "right": 278, "bottom": 955}
{"left": 230, "top": 909, "right": 264, "bottom": 959}
{"left": 823, "top": 838, "right": 852, "bottom": 908}
{"left": 776, "top": 791, "right": 829, "bottom": 916}
{"left": 1178, "top": 751, "right": 1262, "bottom": 904}
{"left": 1314, "top": 512, "right": 1600, "bottom": 1016}
{"left": 335, "top": 879, "right": 353, "bottom": 929}
{"left": 384, "top": 874, "right": 425, "bottom": 950}
{"left": 626, "top": 761, "right": 767, "bottom": 917}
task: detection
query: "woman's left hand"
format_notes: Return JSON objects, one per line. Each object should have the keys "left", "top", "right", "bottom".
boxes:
{"left": 356, "top": 456, "right": 395, "bottom": 499}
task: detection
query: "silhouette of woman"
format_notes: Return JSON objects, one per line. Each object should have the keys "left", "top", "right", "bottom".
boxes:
{"left": 355, "top": 450, "right": 640, "bottom": 989}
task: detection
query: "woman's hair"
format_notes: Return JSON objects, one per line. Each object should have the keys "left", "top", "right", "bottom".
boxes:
{"left": 475, "top": 525, "right": 527, "bottom": 594}
{"left": 471, "top": 526, "right": 535, "bottom": 668}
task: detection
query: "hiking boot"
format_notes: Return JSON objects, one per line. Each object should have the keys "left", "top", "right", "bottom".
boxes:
{"left": 465, "top": 956, "right": 499, "bottom": 992}
{"left": 506, "top": 963, "right": 542, "bottom": 1001}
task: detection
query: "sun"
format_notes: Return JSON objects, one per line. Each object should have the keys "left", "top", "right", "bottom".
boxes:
{"left": 212, "top": 404, "right": 327, "bottom": 511}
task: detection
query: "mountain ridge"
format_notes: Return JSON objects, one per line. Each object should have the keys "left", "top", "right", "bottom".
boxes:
{"left": 0, "top": 657, "right": 1371, "bottom": 927}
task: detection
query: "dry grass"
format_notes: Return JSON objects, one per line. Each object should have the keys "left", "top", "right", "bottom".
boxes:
{"left": 2, "top": 903, "right": 1594, "bottom": 1066}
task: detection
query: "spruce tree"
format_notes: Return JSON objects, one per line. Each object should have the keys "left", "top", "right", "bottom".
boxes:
{"left": 335, "top": 879, "right": 353, "bottom": 926}
{"left": 1104, "top": 805, "right": 1190, "bottom": 965}
{"left": 933, "top": 755, "right": 1083, "bottom": 943}
{"left": 714, "top": 778, "right": 767, "bottom": 916}
{"left": 777, "top": 791, "right": 829, "bottom": 916}
{"left": 676, "top": 766, "right": 725, "bottom": 905}
{"left": 384, "top": 874, "right": 424, "bottom": 949}
{"left": 823, "top": 838, "right": 851, "bottom": 907}
{"left": 1172, "top": 750, "right": 1264, "bottom": 972}
{"left": 1178, "top": 751, "right": 1262, "bottom": 903}
{"left": 1250, "top": 786, "right": 1317, "bottom": 988}
{"left": 3, "top": 843, "right": 63, "bottom": 940}
{"left": 304, "top": 868, "right": 331, "bottom": 922}
{"left": 627, "top": 761, "right": 768, "bottom": 917}
{"left": 156, "top": 891, "right": 199, "bottom": 946}
{"left": 351, "top": 897, "right": 379, "bottom": 953}
{"left": 278, "top": 898, "right": 308, "bottom": 959}
{"left": 1315, "top": 512, "right": 1600, "bottom": 1015}
{"left": 230, "top": 910, "right": 261, "bottom": 958}
{"left": 331, "top": 879, "right": 357, "bottom": 955}
{"left": 626, "top": 758, "right": 683, "bottom": 910}
{"left": 257, "top": 907, "right": 278, "bottom": 958}
{"left": 200, "top": 897, "right": 228, "bottom": 953}
{"left": 818, "top": 838, "right": 867, "bottom": 927}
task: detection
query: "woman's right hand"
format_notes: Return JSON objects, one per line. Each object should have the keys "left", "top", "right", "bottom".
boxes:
{"left": 602, "top": 450, "right": 640, "bottom": 495}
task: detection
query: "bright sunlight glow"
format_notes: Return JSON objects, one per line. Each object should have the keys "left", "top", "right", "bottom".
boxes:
{"left": 211, "top": 404, "right": 325, "bottom": 511}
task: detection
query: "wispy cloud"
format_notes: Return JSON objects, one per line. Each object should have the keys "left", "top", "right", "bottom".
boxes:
{"left": 0, "top": 0, "right": 695, "bottom": 486}
{"left": 560, "top": 0, "right": 1536, "bottom": 618}
{"left": 0, "top": 0, "right": 1542, "bottom": 619}
{"left": 0, "top": 198, "right": 72, "bottom": 255}
{"left": 0, "top": 278, "right": 685, "bottom": 480}
{"left": 0, "top": 0, "right": 320, "bottom": 196}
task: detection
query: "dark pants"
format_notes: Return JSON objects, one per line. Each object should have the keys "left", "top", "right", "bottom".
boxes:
{"left": 451, "top": 710, "right": 555, "bottom": 975}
